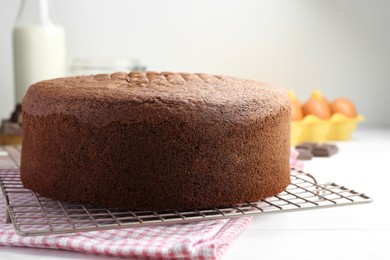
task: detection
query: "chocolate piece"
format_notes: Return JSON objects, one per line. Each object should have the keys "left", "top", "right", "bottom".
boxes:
{"left": 312, "top": 144, "right": 339, "bottom": 157}
{"left": 296, "top": 142, "right": 318, "bottom": 152}
{"left": 296, "top": 148, "right": 313, "bottom": 160}
{"left": 10, "top": 104, "right": 22, "bottom": 123}
{"left": 295, "top": 142, "right": 339, "bottom": 159}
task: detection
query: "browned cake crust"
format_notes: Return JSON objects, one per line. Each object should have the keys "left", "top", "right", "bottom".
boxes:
{"left": 21, "top": 72, "right": 291, "bottom": 211}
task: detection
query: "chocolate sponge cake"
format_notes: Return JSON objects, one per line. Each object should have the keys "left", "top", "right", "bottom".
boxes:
{"left": 20, "top": 72, "right": 291, "bottom": 211}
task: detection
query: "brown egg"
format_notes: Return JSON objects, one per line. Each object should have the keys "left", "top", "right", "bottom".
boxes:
{"left": 291, "top": 99, "right": 303, "bottom": 121}
{"left": 288, "top": 91, "right": 303, "bottom": 121}
{"left": 302, "top": 90, "right": 331, "bottom": 119}
{"left": 330, "top": 98, "right": 357, "bottom": 117}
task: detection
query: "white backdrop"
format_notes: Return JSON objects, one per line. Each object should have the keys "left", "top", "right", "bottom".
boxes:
{"left": 1, "top": 0, "right": 389, "bottom": 127}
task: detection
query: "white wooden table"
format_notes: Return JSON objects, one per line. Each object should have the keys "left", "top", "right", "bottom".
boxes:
{"left": 1, "top": 128, "right": 389, "bottom": 260}
{"left": 225, "top": 128, "right": 390, "bottom": 260}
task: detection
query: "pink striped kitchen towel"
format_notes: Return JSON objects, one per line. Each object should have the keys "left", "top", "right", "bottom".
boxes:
{"left": 0, "top": 192, "right": 252, "bottom": 259}
{"left": 290, "top": 148, "right": 304, "bottom": 169}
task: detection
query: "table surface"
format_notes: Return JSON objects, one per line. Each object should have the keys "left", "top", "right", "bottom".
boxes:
{"left": 1, "top": 128, "right": 389, "bottom": 260}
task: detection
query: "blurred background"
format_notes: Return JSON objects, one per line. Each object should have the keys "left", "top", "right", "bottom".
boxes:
{"left": 0, "top": 0, "right": 389, "bottom": 127}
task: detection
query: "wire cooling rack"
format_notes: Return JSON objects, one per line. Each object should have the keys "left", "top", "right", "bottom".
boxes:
{"left": 0, "top": 145, "right": 372, "bottom": 237}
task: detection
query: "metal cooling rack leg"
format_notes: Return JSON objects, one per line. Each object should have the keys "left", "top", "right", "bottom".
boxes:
{"left": 5, "top": 207, "right": 11, "bottom": 224}
{"left": 291, "top": 168, "right": 324, "bottom": 199}
{"left": 1, "top": 192, "right": 11, "bottom": 224}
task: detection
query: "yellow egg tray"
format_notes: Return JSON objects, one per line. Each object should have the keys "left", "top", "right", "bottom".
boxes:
{"left": 291, "top": 113, "right": 364, "bottom": 145}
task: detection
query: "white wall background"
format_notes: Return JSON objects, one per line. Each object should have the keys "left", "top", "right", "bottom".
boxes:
{"left": 1, "top": 0, "right": 389, "bottom": 127}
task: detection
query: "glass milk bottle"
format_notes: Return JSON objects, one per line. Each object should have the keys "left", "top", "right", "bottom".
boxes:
{"left": 13, "top": 0, "right": 66, "bottom": 104}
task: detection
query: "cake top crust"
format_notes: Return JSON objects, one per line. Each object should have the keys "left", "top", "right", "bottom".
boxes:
{"left": 23, "top": 72, "right": 289, "bottom": 126}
